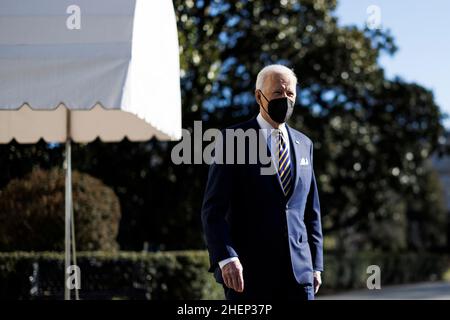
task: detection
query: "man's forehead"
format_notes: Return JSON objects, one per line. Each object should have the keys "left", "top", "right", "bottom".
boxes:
{"left": 266, "top": 72, "right": 295, "bottom": 88}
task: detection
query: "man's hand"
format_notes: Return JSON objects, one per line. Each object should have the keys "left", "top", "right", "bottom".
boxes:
{"left": 313, "top": 271, "right": 322, "bottom": 294}
{"left": 222, "top": 259, "right": 244, "bottom": 293}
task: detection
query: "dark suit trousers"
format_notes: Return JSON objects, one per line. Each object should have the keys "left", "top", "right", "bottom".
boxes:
{"left": 222, "top": 245, "right": 315, "bottom": 301}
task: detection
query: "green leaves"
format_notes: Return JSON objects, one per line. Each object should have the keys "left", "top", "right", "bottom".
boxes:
{"left": 174, "top": 0, "right": 446, "bottom": 251}
{"left": 0, "top": 0, "right": 446, "bottom": 253}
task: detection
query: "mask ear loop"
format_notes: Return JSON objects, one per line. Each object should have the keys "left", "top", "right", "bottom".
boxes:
{"left": 258, "top": 90, "right": 270, "bottom": 114}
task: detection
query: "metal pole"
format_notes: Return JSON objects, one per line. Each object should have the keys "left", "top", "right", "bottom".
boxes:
{"left": 64, "top": 108, "right": 72, "bottom": 300}
{"left": 71, "top": 198, "right": 79, "bottom": 300}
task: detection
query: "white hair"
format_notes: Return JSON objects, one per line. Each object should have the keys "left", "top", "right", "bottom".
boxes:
{"left": 255, "top": 64, "right": 297, "bottom": 90}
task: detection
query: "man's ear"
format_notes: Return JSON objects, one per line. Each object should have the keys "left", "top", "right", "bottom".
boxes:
{"left": 255, "top": 90, "right": 261, "bottom": 106}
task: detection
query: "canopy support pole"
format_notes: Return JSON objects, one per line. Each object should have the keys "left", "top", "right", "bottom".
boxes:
{"left": 64, "top": 108, "right": 79, "bottom": 300}
{"left": 64, "top": 130, "right": 71, "bottom": 300}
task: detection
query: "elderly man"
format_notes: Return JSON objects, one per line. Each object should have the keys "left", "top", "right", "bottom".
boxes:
{"left": 201, "top": 64, "right": 323, "bottom": 300}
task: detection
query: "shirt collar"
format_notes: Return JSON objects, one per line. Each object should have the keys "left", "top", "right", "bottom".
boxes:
{"left": 256, "top": 113, "right": 289, "bottom": 139}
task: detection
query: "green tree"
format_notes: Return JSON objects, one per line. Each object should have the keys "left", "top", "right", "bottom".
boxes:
{"left": 0, "top": 0, "right": 446, "bottom": 252}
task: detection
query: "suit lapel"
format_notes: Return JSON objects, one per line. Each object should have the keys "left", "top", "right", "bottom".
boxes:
{"left": 251, "top": 117, "right": 285, "bottom": 198}
{"left": 252, "top": 117, "right": 301, "bottom": 199}
{"left": 286, "top": 125, "right": 300, "bottom": 200}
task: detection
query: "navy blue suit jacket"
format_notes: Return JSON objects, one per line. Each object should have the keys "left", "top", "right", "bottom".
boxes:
{"left": 201, "top": 116, "right": 323, "bottom": 286}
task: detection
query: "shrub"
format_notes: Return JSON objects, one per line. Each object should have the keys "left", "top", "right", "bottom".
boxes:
{"left": 0, "top": 250, "right": 447, "bottom": 300}
{"left": 321, "top": 250, "right": 450, "bottom": 294}
{"left": 0, "top": 251, "right": 224, "bottom": 300}
{"left": 0, "top": 167, "right": 121, "bottom": 251}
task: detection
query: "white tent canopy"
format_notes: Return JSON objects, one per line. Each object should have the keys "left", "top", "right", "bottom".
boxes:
{"left": 0, "top": 0, "right": 182, "bottom": 300}
{"left": 0, "top": 0, "right": 182, "bottom": 142}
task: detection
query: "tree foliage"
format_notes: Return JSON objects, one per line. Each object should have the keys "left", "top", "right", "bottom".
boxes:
{"left": 0, "top": 0, "right": 447, "bottom": 252}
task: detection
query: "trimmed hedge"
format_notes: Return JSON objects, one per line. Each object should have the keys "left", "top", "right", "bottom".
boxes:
{"left": 321, "top": 250, "right": 450, "bottom": 294}
{"left": 0, "top": 250, "right": 448, "bottom": 299}
{"left": 0, "top": 251, "right": 224, "bottom": 300}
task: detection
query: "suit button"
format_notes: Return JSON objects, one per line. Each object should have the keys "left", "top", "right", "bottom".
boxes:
{"left": 286, "top": 205, "right": 289, "bottom": 210}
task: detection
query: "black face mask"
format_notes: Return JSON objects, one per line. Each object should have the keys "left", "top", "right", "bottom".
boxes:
{"left": 259, "top": 90, "right": 295, "bottom": 124}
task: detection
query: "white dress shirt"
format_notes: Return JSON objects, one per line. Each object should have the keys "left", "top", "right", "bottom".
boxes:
{"left": 256, "top": 113, "right": 291, "bottom": 172}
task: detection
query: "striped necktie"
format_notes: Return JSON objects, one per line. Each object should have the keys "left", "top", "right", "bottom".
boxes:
{"left": 277, "top": 129, "right": 292, "bottom": 197}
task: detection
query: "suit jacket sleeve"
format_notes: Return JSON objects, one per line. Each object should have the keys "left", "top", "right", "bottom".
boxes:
{"left": 304, "top": 142, "right": 324, "bottom": 272}
{"left": 201, "top": 131, "right": 238, "bottom": 272}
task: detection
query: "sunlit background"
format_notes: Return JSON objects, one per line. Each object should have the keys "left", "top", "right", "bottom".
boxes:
{"left": 0, "top": 0, "right": 449, "bottom": 299}
{"left": 337, "top": 0, "right": 450, "bottom": 129}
